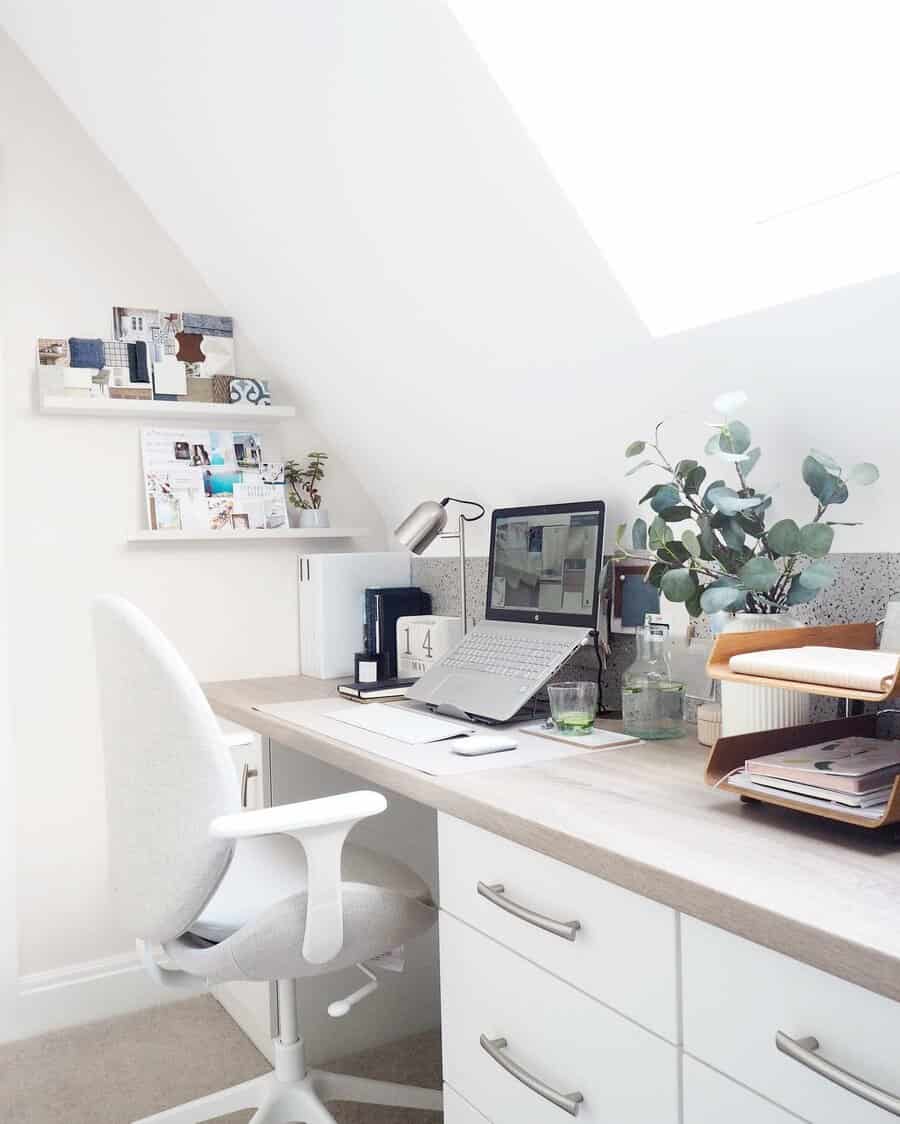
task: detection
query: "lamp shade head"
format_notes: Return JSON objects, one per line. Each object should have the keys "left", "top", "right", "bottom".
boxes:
{"left": 394, "top": 500, "right": 447, "bottom": 554}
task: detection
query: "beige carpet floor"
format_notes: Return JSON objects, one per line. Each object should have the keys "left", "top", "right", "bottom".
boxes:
{"left": 0, "top": 996, "right": 442, "bottom": 1124}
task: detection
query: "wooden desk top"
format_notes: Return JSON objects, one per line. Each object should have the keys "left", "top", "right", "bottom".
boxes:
{"left": 205, "top": 674, "right": 900, "bottom": 1004}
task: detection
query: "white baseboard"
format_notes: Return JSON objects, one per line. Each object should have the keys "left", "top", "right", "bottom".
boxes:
{"left": 9, "top": 950, "right": 186, "bottom": 1043}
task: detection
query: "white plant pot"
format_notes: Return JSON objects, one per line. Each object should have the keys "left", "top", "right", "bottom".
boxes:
{"left": 298, "top": 508, "right": 330, "bottom": 528}
{"left": 719, "top": 612, "right": 810, "bottom": 737}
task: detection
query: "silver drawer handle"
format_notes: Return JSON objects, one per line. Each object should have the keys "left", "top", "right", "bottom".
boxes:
{"left": 240, "top": 763, "right": 258, "bottom": 809}
{"left": 776, "top": 1031, "right": 900, "bottom": 1116}
{"left": 480, "top": 1034, "right": 584, "bottom": 1116}
{"left": 477, "top": 881, "right": 581, "bottom": 941}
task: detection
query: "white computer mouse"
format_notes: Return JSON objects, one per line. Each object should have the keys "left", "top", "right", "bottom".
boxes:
{"left": 450, "top": 733, "right": 517, "bottom": 756}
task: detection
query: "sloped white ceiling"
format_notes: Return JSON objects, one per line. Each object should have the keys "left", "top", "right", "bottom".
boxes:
{"left": 2, "top": 1, "right": 898, "bottom": 553}
{"left": 448, "top": 1, "right": 900, "bottom": 336}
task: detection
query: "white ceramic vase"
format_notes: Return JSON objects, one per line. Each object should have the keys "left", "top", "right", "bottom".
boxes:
{"left": 719, "top": 612, "right": 810, "bottom": 737}
{"left": 299, "top": 508, "right": 330, "bottom": 528}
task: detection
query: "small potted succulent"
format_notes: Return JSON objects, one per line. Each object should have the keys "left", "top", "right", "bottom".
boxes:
{"left": 285, "top": 451, "right": 330, "bottom": 528}
{"left": 615, "top": 391, "right": 879, "bottom": 734}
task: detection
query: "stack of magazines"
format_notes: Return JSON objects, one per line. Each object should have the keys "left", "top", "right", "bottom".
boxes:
{"left": 730, "top": 737, "right": 900, "bottom": 819}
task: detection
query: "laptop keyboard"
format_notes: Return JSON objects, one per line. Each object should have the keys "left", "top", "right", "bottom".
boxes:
{"left": 440, "top": 631, "right": 575, "bottom": 679}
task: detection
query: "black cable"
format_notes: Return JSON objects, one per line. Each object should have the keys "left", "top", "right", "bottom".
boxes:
{"left": 592, "top": 629, "right": 604, "bottom": 712}
{"left": 440, "top": 497, "right": 485, "bottom": 522}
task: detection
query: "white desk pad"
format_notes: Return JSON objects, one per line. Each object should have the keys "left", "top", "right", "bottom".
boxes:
{"left": 252, "top": 698, "right": 600, "bottom": 776}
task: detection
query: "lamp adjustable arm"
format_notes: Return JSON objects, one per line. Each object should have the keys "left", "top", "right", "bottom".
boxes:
{"left": 437, "top": 499, "right": 484, "bottom": 633}
{"left": 210, "top": 791, "right": 387, "bottom": 965}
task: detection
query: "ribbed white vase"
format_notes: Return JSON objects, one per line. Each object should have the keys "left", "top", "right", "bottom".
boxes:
{"left": 720, "top": 612, "right": 810, "bottom": 737}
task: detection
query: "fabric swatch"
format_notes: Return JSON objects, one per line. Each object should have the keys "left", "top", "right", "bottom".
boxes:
{"left": 127, "top": 341, "right": 151, "bottom": 384}
{"left": 186, "top": 376, "right": 215, "bottom": 403}
{"left": 103, "top": 339, "right": 129, "bottom": 368}
{"left": 109, "top": 387, "right": 152, "bottom": 401}
{"left": 182, "top": 312, "right": 234, "bottom": 337}
{"left": 212, "top": 375, "right": 234, "bottom": 403}
{"left": 68, "top": 337, "right": 105, "bottom": 369}
{"left": 197, "top": 334, "right": 234, "bottom": 377}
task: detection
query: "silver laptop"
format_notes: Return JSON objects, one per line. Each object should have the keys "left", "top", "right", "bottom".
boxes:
{"left": 407, "top": 500, "right": 605, "bottom": 722}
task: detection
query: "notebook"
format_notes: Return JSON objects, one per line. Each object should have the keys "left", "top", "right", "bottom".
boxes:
{"left": 748, "top": 774, "right": 893, "bottom": 808}
{"left": 729, "top": 646, "right": 900, "bottom": 694}
{"left": 746, "top": 737, "right": 900, "bottom": 794}
{"left": 729, "top": 771, "right": 889, "bottom": 820}
{"left": 337, "top": 678, "right": 416, "bottom": 701}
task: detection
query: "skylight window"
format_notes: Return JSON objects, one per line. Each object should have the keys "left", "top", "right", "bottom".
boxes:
{"left": 447, "top": 0, "right": 900, "bottom": 335}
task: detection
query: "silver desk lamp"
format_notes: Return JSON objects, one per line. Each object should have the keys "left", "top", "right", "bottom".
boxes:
{"left": 394, "top": 497, "right": 485, "bottom": 634}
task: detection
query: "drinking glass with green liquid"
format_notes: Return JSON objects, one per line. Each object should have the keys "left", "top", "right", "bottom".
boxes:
{"left": 547, "top": 681, "right": 598, "bottom": 735}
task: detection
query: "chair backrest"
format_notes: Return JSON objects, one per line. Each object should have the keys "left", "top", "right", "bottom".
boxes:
{"left": 92, "top": 595, "right": 239, "bottom": 943}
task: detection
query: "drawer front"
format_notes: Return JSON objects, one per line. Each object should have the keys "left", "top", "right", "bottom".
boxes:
{"left": 438, "top": 814, "right": 679, "bottom": 1041}
{"left": 444, "top": 1084, "right": 492, "bottom": 1124}
{"left": 683, "top": 1056, "right": 804, "bottom": 1124}
{"left": 683, "top": 916, "right": 900, "bottom": 1124}
{"left": 440, "top": 912, "right": 679, "bottom": 1124}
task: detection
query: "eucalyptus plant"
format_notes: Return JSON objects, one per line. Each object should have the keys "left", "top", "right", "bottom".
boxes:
{"left": 615, "top": 391, "right": 879, "bottom": 618}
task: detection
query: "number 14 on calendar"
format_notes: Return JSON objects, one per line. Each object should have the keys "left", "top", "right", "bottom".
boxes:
{"left": 396, "top": 615, "right": 463, "bottom": 678}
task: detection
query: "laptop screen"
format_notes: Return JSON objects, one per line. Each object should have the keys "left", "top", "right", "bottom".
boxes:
{"left": 485, "top": 501, "right": 605, "bottom": 628}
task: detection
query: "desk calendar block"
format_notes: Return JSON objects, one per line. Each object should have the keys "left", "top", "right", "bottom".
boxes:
{"left": 396, "top": 615, "right": 463, "bottom": 679}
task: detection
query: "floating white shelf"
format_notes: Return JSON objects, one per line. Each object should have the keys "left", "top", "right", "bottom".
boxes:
{"left": 127, "top": 527, "right": 368, "bottom": 543}
{"left": 39, "top": 394, "right": 295, "bottom": 421}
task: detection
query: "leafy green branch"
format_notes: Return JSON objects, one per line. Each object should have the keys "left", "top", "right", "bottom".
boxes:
{"left": 616, "top": 392, "right": 878, "bottom": 618}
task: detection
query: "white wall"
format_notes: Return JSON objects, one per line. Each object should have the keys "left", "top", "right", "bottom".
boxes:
{"left": 0, "top": 30, "right": 384, "bottom": 1026}
{"left": 0, "top": 164, "right": 17, "bottom": 1041}
{"left": 0, "top": 0, "right": 897, "bottom": 561}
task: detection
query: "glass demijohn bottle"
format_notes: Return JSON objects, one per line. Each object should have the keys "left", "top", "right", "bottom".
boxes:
{"left": 621, "top": 620, "right": 685, "bottom": 740}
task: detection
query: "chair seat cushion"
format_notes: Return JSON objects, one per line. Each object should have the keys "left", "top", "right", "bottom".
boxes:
{"left": 190, "top": 835, "right": 431, "bottom": 944}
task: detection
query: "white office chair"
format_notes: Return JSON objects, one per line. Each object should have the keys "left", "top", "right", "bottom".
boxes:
{"left": 92, "top": 595, "right": 442, "bottom": 1124}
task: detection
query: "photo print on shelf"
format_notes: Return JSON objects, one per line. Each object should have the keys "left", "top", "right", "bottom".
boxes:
{"left": 141, "top": 426, "right": 288, "bottom": 532}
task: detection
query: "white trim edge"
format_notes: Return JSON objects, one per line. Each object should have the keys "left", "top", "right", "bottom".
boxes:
{"left": 9, "top": 950, "right": 189, "bottom": 1043}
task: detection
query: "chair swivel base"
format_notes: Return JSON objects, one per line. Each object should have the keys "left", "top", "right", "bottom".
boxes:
{"left": 132, "top": 1041, "right": 443, "bottom": 1124}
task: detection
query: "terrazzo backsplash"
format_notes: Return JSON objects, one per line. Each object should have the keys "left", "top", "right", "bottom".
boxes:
{"left": 412, "top": 553, "right": 900, "bottom": 719}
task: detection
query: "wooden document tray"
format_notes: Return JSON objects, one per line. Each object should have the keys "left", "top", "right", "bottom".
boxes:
{"left": 707, "top": 621, "right": 900, "bottom": 703}
{"left": 705, "top": 623, "right": 900, "bottom": 829}
{"left": 706, "top": 715, "right": 900, "bottom": 830}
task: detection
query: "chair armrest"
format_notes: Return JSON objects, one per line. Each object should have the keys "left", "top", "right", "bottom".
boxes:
{"left": 210, "top": 790, "right": 387, "bottom": 964}
{"left": 209, "top": 791, "right": 387, "bottom": 840}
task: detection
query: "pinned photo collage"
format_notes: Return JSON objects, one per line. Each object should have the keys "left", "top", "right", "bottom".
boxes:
{"left": 141, "top": 427, "right": 288, "bottom": 532}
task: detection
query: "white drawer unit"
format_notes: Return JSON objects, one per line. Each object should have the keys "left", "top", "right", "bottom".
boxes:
{"left": 444, "top": 1083, "right": 493, "bottom": 1124}
{"left": 438, "top": 814, "right": 679, "bottom": 1041}
{"left": 683, "top": 1056, "right": 806, "bottom": 1124}
{"left": 683, "top": 916, "right": 900, "bottom": 1123}
{"left": 440, "top": 912, "right": 679, "bottom": 1124}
